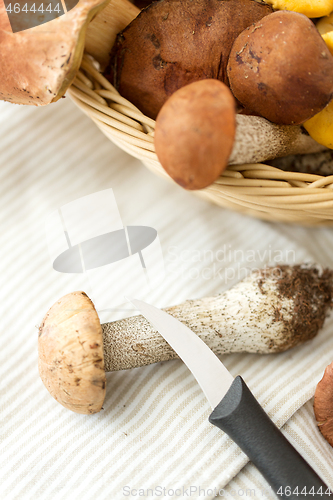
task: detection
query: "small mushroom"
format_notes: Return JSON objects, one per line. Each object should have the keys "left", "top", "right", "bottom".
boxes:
{"left": 0, "top": 0, "right": 139, "bottom": 106}
{"left": 39, "top": 265, "right": 333, "bottom": 414}
{"left": 155, "top": 108, "right": 327, "bottom": 185}
{"left": 38, "top": 291, "right": 106, "bottom": 414}
{"left": 154, "top": 79, "right": 236, "bottom": 190}
{"left": 227, "top": 11, "right": 333, "bottom": 125}
{"left": 105, "top": 0, "right": 273, "bottom": 119}
{"left": 314, "top": 361, "right": 333, "bottom": 447}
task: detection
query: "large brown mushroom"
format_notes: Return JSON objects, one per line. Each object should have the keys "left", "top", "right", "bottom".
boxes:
{"left": 0, "top": 0, "right": 139, "bottom": 106}
{"left": 105, "top": 0, "right": 273, "bottom": 119}
{"left": 227, "top": 11, "right": 333, "bottom": 125}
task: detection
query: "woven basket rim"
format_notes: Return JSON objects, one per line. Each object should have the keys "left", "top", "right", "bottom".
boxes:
{"left": 67, "top": 54, "right": 333, "bottom": 226}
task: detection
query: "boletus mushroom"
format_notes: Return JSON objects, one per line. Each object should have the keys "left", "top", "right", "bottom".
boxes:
{"left": 154, "top": 79, "right": 236, "bottom": 190}
{"left": 154, "top": 80, "right": 326, "bottom": 187}
{"left": 105, "top": 0, "right": 273, "bottom": 119}
{"left": 39, "top": 265, "right": 333, "bottom": 414}
{"left": 227, "top": 11, "right": 333, "bottom": 125}
{"left": 0, "top": 0, "right": 139, "bottom": 105}
{"left": 38, "top": 291, "right": 106, "bottom": 414}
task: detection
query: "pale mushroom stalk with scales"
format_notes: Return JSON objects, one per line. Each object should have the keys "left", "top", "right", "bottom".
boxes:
{"left": 229, "top": 115, "right": 326, "bottom": 165}
{"left": 38, "top": 265, "right": 333, "bottom": 414}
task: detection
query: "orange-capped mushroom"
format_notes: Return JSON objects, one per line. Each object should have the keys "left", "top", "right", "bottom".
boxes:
{"left": 154, "top": 79, "right": 236, "bottom": 190}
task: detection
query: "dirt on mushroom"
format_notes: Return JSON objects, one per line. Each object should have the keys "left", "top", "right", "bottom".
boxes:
{"left": 257, "top": 265, "right": 333, "bottom": 352}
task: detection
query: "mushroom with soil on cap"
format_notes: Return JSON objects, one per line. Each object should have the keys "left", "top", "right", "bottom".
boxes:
{"left": 38, "top": 265, "right": 333, "bottom": 414}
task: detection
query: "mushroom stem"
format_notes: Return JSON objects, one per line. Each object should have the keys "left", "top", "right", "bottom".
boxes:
{"left": 102, "top": 265, "right": 333, "bottom": 371}
{"left": 38, "top": 264, "right": 333, "bottom": 414}
{"left": 229, "top": 115, "right": 327, "bottom": 166}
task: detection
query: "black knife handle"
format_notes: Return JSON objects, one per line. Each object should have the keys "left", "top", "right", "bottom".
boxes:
{"left": 209, "top": 376, "right": 332, "bottom": 500}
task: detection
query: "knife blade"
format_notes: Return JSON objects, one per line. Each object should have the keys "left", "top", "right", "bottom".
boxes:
{"left": 128, "top": 298, "right": 332, "bottom": 500}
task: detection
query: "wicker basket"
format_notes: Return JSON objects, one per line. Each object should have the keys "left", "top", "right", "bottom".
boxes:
{"left": 68, "top": 54, "right": 333, "bottom": 226}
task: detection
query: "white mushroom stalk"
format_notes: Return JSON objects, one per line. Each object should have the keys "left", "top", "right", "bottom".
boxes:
{"left": 102, "top": 265, "right": 333, "bottom": 371}
{"left": 38, "top": 264, "right": 333, "bottom": 414}
{"left": 229, "top": 115, "right": 327, "bottom": 166}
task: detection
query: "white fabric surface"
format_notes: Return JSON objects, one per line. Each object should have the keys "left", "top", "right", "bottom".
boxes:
{"left": 1, "top": 96, "right": 333, "bottom": 500}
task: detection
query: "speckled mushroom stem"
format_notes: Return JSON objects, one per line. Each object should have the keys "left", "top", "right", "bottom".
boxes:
{"left": 102, "top": 265, "right": 333, "bottom": 371}
{"left": 229, "top": 115, "right": 327, "bottom": 165}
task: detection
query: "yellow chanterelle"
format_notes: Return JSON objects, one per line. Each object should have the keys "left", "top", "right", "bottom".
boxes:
{"left": 264, "top": 0, "right": 333, "bottom": 18}
{"left": 304, "top": 103, "right": 333, "bottom": 150}
{"left": 317, "top": 14, "right": 333, "bottom": 55}
{"left": 303, "top": 14, "right": 333, "bottom": 148}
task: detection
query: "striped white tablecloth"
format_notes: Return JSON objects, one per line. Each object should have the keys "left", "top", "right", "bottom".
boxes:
{"left": 0, "top": 96, "right": 333, "bottom": 500}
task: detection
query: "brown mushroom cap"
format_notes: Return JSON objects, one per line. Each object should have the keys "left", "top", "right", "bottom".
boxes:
{"left": 314, "top": 361, "right": 333, "bottom": 447}
{"left": 38, "top": 291, "right": 106, "bottom": 414}
{"left": 227, "top": 11, "right": 333, "bottom": 125}
{"left": 0, "top": 0, "right": 108, "bottom": 106}
{"left": 154, "top": 79, "right": 236, "bottom": 190}
{"left": 105, "top": 0, "right": 272, "bottom": 119}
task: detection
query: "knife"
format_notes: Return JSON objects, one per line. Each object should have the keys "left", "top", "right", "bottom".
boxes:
{"left": 128, "top": 298, "right": 332, "bottom": 500}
